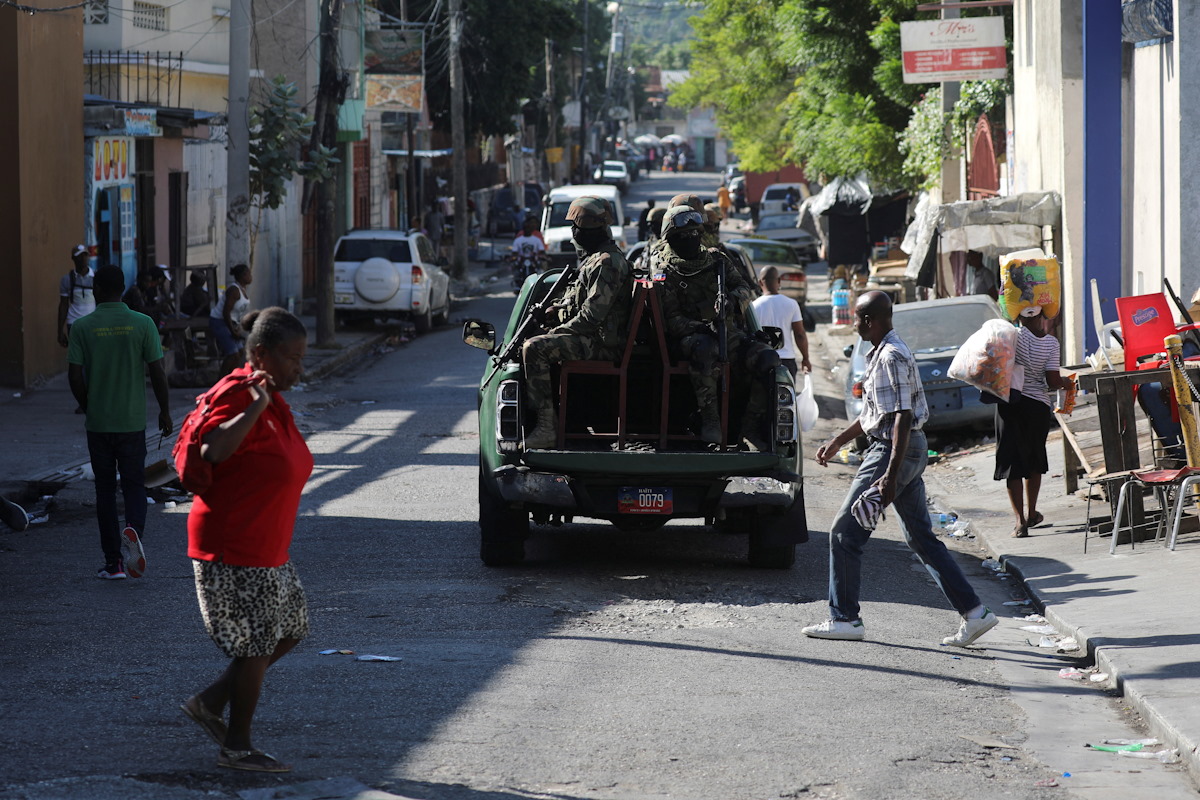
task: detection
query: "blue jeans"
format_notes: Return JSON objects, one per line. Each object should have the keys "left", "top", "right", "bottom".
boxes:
{"left": 86, "top": 430, "right": 147, "bottom": 565}
{"left": 828, "top": 430, "right": 981, "bottom": 621}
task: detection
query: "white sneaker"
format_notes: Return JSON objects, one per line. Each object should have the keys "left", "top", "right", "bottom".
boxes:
{"left": 942, "top": 608, "right": 998, "bottom": 647}
{"left": 802, "top": 619, "right": 865, "bottom": 641}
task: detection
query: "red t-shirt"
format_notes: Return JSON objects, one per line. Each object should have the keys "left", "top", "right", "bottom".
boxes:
{"left": 187, "top": 368, "right": 314, "bottom": 567}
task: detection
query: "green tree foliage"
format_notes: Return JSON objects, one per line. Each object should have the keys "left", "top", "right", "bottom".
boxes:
{"left": 383, "top": 0, "right": 579, "bottom": 138}
{"left": 675, "top": 0, "right": 1009, "bottom": 189}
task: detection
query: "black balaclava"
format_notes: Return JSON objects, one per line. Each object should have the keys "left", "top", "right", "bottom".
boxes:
{"left": 572, "top": 225, "right": 610, "bottom": 254}
{"left": 667, "top": 228, "right": 703, "bottom": 261}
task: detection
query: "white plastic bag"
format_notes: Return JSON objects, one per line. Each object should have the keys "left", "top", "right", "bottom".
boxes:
{"left": 948, "top": 318, "right": 1018, "bottom": 401}
{"left": 797, "top": 373, "right": 819, "bottom": 432}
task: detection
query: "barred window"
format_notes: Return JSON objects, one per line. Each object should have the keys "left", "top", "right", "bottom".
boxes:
{"left": 131, "top": 1, "right": 168, "bottom": 31}
{"left": 84, "top": 0, "right": 108, "bottom": 24}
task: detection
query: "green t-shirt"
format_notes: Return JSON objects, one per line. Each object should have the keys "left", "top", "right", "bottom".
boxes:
{"left": 67, "top": 302, "right": 164, "bottom": 432}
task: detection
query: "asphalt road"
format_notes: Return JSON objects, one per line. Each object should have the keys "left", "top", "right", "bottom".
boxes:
{"left": 2, "top": 171, "right": 1197, "bottom": 800}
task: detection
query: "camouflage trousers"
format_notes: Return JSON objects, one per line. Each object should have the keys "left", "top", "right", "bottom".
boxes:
{"left": 679, "top": 330, "right": 777, "bottom": 428}
{"left": 522, "top": 333, "right": 618, "bottom": 420}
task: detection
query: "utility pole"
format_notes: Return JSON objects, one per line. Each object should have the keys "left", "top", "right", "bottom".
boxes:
{"left": 578, "top": 0, "right": 589, "bottom": 183}
{"left": 449, "top": 0, "right": 468, "bottom": 278}
{"left": 309, "top": 0, "right": 346, "bottom": 347}
{"left": 224, "top": 0, "right": 251, "bottom": 276}
{"left": 545, "top": 38, "right": 556, "bottom": 186}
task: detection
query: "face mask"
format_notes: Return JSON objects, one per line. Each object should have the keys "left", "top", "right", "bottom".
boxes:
{"left": 572, "top": 226, "right": 610, "bottom": 253}
{"left": 668, "top": 229, "right": 702, "bottom": 260}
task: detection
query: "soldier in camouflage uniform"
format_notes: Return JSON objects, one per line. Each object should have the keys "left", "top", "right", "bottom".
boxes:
{"left": 701, "top": 203, "right": 723, "bottom": 249}
{"left": 658, "top": 205, "right": 780, "bottom": 446}
{"left": 635, "top": 206, "right": 667, "bottom": 276}
{"left": 647, "top": 194, "right": 704, "bottom": 279}
{"left": 521, "top": 196, "right": 634, "bottom": 449}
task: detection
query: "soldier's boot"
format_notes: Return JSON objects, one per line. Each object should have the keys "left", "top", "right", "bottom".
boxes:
{"left": 699, "top": 405, "right": 722, "bottom": 445}
{"left": 525, "top": 408, "right": 558, "bottom": 450}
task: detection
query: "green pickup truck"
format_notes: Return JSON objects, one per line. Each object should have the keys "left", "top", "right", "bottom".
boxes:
{"left": 463, "top": 268, "right": 808, "bottom": 568}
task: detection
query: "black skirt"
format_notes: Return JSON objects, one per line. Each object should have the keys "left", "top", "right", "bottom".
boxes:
{"left": 994, "top": 393, "right": 1053, "bottom": 480}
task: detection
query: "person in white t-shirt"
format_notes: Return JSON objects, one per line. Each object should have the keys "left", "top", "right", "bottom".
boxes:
{"left": 751, "top": 267, "right": 811, "bottom": 380}
{"left": 511, "top": 218, "right": 546, "bottom": 256}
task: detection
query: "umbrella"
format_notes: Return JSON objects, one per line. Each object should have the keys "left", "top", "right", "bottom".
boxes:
{"left": 660, "top": 133, "right": 686, "bottom": 146}
{"left": 633, "top": 134, "right": 661, "bottom": 147}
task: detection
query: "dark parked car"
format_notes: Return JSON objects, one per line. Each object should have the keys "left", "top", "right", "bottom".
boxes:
{"left": 487, "top": 184, "right": 544, "bottom": 237}
{"left": 841, "top": 295, "right": 1006, "bottom": 432}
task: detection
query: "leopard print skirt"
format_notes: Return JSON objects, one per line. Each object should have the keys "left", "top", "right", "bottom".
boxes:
{"left": 192, "top": 559, "right": 309, "bottom": 658}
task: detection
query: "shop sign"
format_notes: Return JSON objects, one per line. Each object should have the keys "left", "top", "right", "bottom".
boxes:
{"left": 900, "top": 17, "right": 1007, "bottom": 83}
{"left": 93, "top": 136, "right": 135, "bottom": 188}
{"left": 122, "top": 108, "right": 162, "bottom": 137}
{"left": 365, "top": 75, "right": 423, "bottom": 113}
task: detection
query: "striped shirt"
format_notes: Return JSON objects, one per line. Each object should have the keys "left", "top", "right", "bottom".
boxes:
{"left": 859, "top": 329, "right": 929, "bottom": 439}
{"left": 1015, "top": 325, "right": 1060, "bottom": 408}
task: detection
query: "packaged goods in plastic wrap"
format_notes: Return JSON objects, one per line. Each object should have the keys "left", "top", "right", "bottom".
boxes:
{"left": 1000, "top": 248, "right": 1061, "bottom": 320}
{"left": 949, "top": 318, "right": 1019, "bottom": 401}
{"left": 1055, "top": 374, "right": 1078, "bottom": 415}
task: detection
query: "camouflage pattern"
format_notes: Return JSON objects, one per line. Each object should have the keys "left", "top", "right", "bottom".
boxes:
{"left": 647, "top": 206, "right": 667, "bottom": 238}
{"left": 658, "top": 243, "right": 777, "bottom": 436}
{"left": 668, "top": 193, "right": 703, "bottom": 212}
{"left": 703, "top": 203, "right": 723, "bottom": 224}
{"left": 662, "top": 206, "right": 705, "bottom": 238}
{"left": 522, "top": 241, "right": 634, "bottom": 417}
{"left": 566, "top": 196, "right": 614, "bottom": 228}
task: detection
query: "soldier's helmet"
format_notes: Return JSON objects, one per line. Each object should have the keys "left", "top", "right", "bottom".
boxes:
{"left": 703, "top": 203, "right": 723, "bottom": 225}
{"left": 668, "top": 193, "right": 704, "bottom": 212}
{"left": 661, "top": 205, "right": 706, "bottom": 238}
{"left": 566, "top": 196, "right": 614, "bottom": 229}
{"left": 648, "top": 206, "right": 667, "bottom": 225}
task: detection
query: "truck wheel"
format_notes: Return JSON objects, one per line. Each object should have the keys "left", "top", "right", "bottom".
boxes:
{"left": 478, "top": 473, "right": 528, "bottom": 566}
{"left": 748, "top": 531, "right": 796, "bottom": 569}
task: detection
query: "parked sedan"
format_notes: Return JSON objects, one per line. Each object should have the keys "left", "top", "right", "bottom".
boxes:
{"left": 842, "top": 295, "right": 1006, "bottom": 432}
{"left": 726, "top": 238, "right": 807, "bottom": 306}
{"left": 752, "top": 213, "right": 819, "bottom": 257}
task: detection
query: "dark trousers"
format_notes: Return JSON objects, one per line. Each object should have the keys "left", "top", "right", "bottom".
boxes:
{"left": 86, "top": 430, "right": 147, "bottom": 565}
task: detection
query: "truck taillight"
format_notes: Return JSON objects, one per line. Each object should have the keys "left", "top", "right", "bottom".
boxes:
{"left": 775, "top": 384, "right": 797, "bottom": 443}
{"left": 411, "top": 265, "right": 424, "bottom": 284}
{"left": 497, "top": 379, "right": 520, "bottom": 441}
{"left": 851, "top": 381, "right": 864, "bottom": 399}
{"left": 781, "top": 272, "right": 805, "bottom": 283}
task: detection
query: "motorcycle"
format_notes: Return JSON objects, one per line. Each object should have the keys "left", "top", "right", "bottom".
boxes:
{"left": 507, "top": 245, "right": 547, "bottom": 294}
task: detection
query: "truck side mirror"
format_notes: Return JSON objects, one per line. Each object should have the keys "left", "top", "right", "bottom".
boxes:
{"left": 843, "top": 344, "right": 854, "bottom": 358}
{"left": 463, "top": 319, "right": 496, "bottom": 353}
{"left": 761, "top": 326, "right": 784, "bottom": 350}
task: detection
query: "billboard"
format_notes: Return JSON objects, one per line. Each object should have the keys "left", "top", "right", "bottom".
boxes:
{"left": 900, "top": 17, "right": 1007, "bottom": 84}
{"left": 364, "top": 27, "right": 424, "bottom": 112}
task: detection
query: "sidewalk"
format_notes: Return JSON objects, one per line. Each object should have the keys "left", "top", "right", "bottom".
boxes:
{"left": 0, "top": 257, "right": 501, "bottom": 491}
{"left": 926, "top": 430, "right": 1200, "bottom": 784}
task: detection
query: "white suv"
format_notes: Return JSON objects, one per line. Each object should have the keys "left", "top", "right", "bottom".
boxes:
{"left": 333, "top": 230, "right": 452, "bottom": 331}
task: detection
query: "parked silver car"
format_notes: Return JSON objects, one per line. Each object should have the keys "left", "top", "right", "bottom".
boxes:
{"left": 333, "top": 229, "right": 452, "bottom": 332}
{"left": 841, "top": 295, "right": 1006, "bottom": 432}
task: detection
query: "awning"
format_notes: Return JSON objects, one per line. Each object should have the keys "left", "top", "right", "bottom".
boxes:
{"left": 381, "top": 148, "right": 452, "bottom": 158}
{"left": 337, "top": 99, "right": 364, "bottom": 143}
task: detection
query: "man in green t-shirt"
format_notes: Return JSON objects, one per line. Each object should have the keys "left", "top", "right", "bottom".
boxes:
{"left": 68, "top": 265, "right": 173, "bottom": 580}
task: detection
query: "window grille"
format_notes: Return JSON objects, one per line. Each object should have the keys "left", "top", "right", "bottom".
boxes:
{"left": 132, "top": 1, "right": 168, "bottom": 32}
{"left": 84, "top": 0, "right": 108, "bottom": 24}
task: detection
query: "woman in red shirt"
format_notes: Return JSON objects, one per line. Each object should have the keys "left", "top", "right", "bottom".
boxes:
{"left": 179, "top": 307, "right": 312, "bottom": 773}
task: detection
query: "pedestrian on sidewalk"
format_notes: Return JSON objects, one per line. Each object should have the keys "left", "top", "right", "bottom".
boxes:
{"left": 210, "top": 264, "right": 253, "bottom": 377}
{"left": 717, "top": 184, "right": 733, "bottom": 220}
{"left": 57, "top": 244, "right": 94, "bottom": 349}
{"left": 997, "top": 307, "right": 1070, "bottom": 537}
{"left": 805, "top": 291, "right": 998, "bottom": 646}
{"left": 67, "top": 265, "right": 173, "bottom": 580}
{"left": 181, "top": 307, "right": 312, "bottom": 774}
{"left": 752, "top": 267, "right": 811, "bottom": 381}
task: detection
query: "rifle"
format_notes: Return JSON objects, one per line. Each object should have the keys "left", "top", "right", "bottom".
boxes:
{"left": 483, "top": 262, "right": 579, "bottom": 386}
{"left": 714, "top": 254, "right": 730, "bottom": 445}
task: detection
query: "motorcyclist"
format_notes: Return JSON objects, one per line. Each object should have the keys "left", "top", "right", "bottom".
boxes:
{"left": 658, "top": 206, "right": 780, "bottom": 447}
{"left": 512, "top": 218, "right": 546, "bottom": 256}
{"left": 521, "top": 197, "right": 634, "bottom": 449}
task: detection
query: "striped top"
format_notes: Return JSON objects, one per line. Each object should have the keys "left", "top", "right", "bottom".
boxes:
{"left": 1015, "top": 325, "right": 1060, "bottom": 408}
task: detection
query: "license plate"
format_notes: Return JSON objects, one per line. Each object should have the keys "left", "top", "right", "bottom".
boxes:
{"left": 927, "top": 388, "right": 963, "bottom": 411}
{"left": 618, "top": 487, "right": 673, "bottom": 515}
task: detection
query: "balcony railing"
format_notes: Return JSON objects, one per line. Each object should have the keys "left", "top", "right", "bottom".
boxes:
{"left": 85, "top": 50, "right": 183, "bottom": 108}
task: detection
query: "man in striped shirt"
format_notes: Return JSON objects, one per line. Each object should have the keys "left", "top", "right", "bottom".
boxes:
{"left": 804, "top": 291, "right": 998, "bottom": 646}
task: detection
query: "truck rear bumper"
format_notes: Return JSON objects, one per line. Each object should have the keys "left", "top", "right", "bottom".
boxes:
{"left": 491, "top": 465, "right": 799, "bottom": 514}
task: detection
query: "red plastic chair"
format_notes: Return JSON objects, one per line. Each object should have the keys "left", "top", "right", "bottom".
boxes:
{"left": 1114, "top": 293, "right": 1200, "bottom": 371}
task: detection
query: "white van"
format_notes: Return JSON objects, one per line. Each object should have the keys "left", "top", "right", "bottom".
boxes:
{"left": 759, "top": 183, "right": 806, "bottom": 216}
{"left": 541, "top": 184, "right": 630, "bottom": 267}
